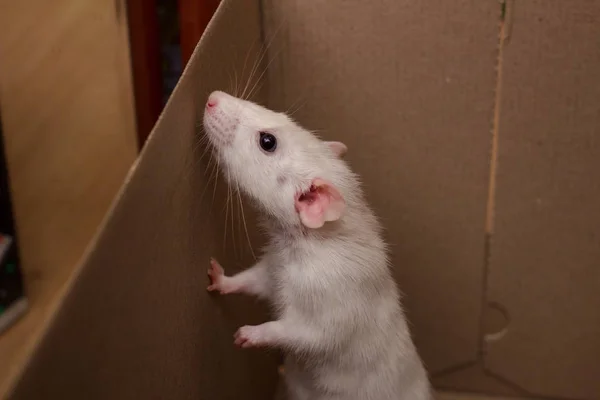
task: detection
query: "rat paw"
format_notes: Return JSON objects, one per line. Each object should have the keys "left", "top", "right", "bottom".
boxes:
{"left": 207, "top": 258, "right": 231, "bottom": 294}
{"left": 234, "top": 325, "right": 269, "bottom": 348}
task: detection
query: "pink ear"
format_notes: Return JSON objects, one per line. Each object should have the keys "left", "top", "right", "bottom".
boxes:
{"left": 324, "top": 141, "right": 348, "bottom": 158}
{"left": 295, "top": 179, "right": 345, "bottom": 229}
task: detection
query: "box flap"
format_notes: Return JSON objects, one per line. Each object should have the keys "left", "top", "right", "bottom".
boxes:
{"left": 486, "top": 1, "right": 600, "bottom": 398}
{"left": 262, "top": 0, "right": 499, "bottom": 373}
{"left": 8, "top": 1, "right": 278, "bottom": 399}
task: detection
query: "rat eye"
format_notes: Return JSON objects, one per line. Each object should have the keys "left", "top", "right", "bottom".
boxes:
{"left": 259, "top": 132, "right": 277, "bottom": 153}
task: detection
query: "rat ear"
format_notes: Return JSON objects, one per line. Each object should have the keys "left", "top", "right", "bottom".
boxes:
{"left": 324, "top": 141, "right": 348, "bottom": 158}
{"left": 295, "top": 178, "right": 345, "bottom": 229}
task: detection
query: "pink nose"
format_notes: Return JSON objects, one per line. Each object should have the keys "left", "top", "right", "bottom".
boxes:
{"left": 206, "top": 96, "right": 218, "bottom": 109}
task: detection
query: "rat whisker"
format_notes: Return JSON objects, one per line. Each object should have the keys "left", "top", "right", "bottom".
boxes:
{"left": 286, "top": 97, "right": 307, "bottom": 118}
{"left": 240, "top": 45, "right": 263, "bottom": 100}
{"left": 211, "top": 157, "right": 220, "bottom": 210}
{"left": 230, "top": 178, "right": 237, "bottom": 258}
{"left": 223, "top": 176, "right": 230, "bottom": 251}
{"left": 223, "top": 169, "right": 235, "bottom": 253}
{"left": 198, "top": 138, "right": 214, "bottom": 166}
{"left": 234, "top": 184, "right": 243, "bottom": 257}
{"left": 197, "top": 154, "right": 219, "bottom": 207}
{"left": 205, "top": 150, "right": 216, "bottom": 177}
{"left": 234, "top": 69, "right": 239, "bottom": 98}
{"left": 244, "top": 17, "right": 287, "bottom": 100}
{"left": 227, "top": 70, "right": 234, "bottom": 96}
{"left": 176, "top": 134, "right": 209, "bottom": 192}
{"left": 240, "top": 18, "right": 285, "bottom": 101}
{"left": 237, "top": 182, "right": 256, "bottom": 260}
{"left": 240, "top": 37, "right": 266, "bottom": 100}
{"left": 238, "top": 33, "right": 261, "bottom": 98}
{"left": 246, "top": 47, "right": 283, "bottom": 101}
{"left": 190, "top": 131, "right": 208, "bottom": 156}
{"left": 181, "top": 139, "right": 211, "bottom": 186}
{"left": 184, "top": 128, "right": 211, "bottom": 169}
{"left": 247, "top": 80, "right": 266, "bottom": 104}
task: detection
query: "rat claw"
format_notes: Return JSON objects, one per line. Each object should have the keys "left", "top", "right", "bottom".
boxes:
{"left": 233, "top": 329, "right": 243, "bottom": 346}
{"left": 209, "top": 258, "right": 224, "bottom": 274}
{"left": 207, "top": 259, "right": 236, "bottom": 295}
{"left": 234, "top": 325, "right": 264, "bottom": 348}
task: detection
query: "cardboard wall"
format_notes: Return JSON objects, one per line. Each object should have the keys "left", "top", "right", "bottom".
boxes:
{"left": 8, "top": 1, "right": 278, "bottom": 399}
{"left": 485, "top": 1, "right": 600, "bottom": 398}
{"left": 8, "top": 1, "right": 600, "bottom": 399}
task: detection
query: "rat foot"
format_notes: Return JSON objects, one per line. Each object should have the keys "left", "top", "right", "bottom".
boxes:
{"left": 234, "top": 321, "right": 283, "bottom": 348}
{"left": 207, "top": 258, "right": 237, "bottom": 294}
{"left": 234, "top": 325, "right": 270, "bottom": 348}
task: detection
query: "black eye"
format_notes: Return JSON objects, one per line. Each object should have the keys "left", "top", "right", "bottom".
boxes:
{"left": 259, "top": 132, "right": 277, "bottom": 152}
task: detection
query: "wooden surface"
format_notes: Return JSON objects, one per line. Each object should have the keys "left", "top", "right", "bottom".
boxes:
{"left": 0, "top": 1, "right": 137, "bottom": 397}
{"left": 179, "top": 0, "right": 221, "bottom": 64}
{"left": 126, "top": 0, "right": 162, "bottom": 147}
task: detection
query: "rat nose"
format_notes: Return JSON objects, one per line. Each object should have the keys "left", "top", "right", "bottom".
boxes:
{"left": 206, "top": 91, "right": 229, "bottom": 111}
{"left": 206, "top": 97, "right": 217, "bottom": 109}
{"left": 206, "top": 91, "right": 223, "bottom": 110}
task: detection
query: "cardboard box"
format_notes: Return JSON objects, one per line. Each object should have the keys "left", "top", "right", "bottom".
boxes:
{"left": 7, "top": 1, "right": 600, "bottom": 399}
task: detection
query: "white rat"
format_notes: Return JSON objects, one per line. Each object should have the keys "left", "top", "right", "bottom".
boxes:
{"left": 203, "top": 91, "right": 431, "bottom": 400}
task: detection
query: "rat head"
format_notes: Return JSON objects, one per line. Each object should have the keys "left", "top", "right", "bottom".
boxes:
{"left": 203, "top": 90, "right": 355, "bottom": 230}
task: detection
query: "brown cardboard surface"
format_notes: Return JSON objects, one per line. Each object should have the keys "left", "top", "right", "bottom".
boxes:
{"left": 433, "top": 363, "right": 523, "bottom": 398}
{"left": 436, "top": 392, "right": 520, "bottom": 400}
{"left": 486, "top": 1, "right": 600, "bottom": 399}
{"left": 8, "top": 1, "right": 277, "bottom": 399}
{"left": 262, "top": 0, "right": 499, "bottom": 373}
{"left": 0, "top": 1, "right": 137, "bottom": 395}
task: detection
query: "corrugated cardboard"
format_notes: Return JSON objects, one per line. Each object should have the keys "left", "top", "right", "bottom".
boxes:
{"left": 7, "top": 1, "right": 277, "bottom": 399}
{"left": 7, "top": 1, "right": 600, "bottom": 399}
{"left": 434, "top": 1, "right": 600, "bottom": 399}
{"left": 486, "top": 1, "right": 600, "bottom": 398}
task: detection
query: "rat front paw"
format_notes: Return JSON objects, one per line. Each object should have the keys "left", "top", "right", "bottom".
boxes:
{"left": 234, "top": 325, "right": 270, "bottom": 348}
{"left": 207, "top": 258, "right": 234, "bottom": 294}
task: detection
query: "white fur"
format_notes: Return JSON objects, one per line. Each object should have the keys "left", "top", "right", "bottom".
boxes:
{"left": 204, "top": 91, "right": 432, "bottom": 400}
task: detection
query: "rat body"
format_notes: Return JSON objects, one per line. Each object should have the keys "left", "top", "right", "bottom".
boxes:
{"left": 203, "top": 91, "right": 431, "bottom": 400}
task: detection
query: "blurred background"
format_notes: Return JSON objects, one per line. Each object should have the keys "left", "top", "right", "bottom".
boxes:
{"left": 0, "top": 0, "right": 219, "bottom": 395}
